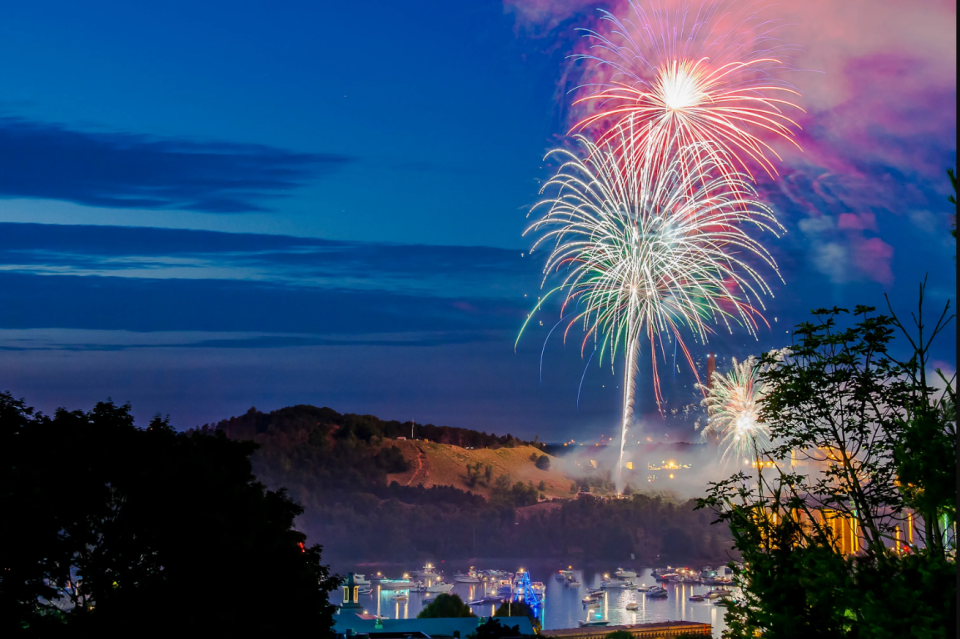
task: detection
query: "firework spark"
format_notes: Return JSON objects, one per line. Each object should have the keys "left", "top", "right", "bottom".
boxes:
{"left": 700, "top": 355, "right": 774, "bottom": 468}
{"left": 518, "top": 125, "right": 783, "bottom": 491}
{"left": 571, "top": 0, "right": 803, "bottom": 183}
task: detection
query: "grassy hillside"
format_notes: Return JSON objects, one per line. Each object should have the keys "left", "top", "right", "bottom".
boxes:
{"left": 385, "top": 439, "right": 574, "bottom": 499}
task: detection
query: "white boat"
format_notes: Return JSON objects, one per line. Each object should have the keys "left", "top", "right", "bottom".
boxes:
{"left": 579, "top": 620, "right": 609, "bottom": 627}
{"left": 454, "top": 569, "right": 481, "bottom": 584}
{"left": 566, "top": 579, "right": 581, "bottom": 587}
{"left": 426, "top": 581, "right": 455, "bottom": 593}
{"left": 636, "top": 585, "right": 651, "bottom": 592}
{"left": 600, "top": 578, "right": 634, "bottom": 589}
{"left": 392, "top": 593, "right": 409, "bottom": 602}
{"left": 354, "top": 574, "right": 371, "bottom": 586}
{"left": 645, "top": 586, "right": 668, "bottom": 598}
{"left": 614, "top": 568, "right": 637, "bottom": 579}
{"left": 531, "top": 581, "right": 546, "bottom": 593}
{"left": 688, "top": 595, "right": 706, "bottom": 602}
{"left": 625, "top": 602, "right": 639, "bottom": 611}
{"left": 556, "top": 569, "right": 574, "bottom": 582}
{"left": 706, "top": 588, "right": 732, "bottom": 599}
{"left": 412, "top": 563, "right": 439, "bottom": 579}
{"left": 379, "top": 579, "right": 414, "bottom": 591}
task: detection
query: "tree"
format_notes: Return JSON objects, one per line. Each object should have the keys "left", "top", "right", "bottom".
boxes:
{"left": 417, "top": 593, "right": 475, "bottom": 619}
{"left": 699, "top": 288, "right": 956, "bottom": 638}
{"left": 535, "top": 454, "right": 551, "bottom": 471}
{"left": 538, "top": 480, "right": 547, "bottom": 492}
{"left": 470, "top": 617, "right": 520, "bottom": 639}
{"left": 606, "top": 631, "right": 634, "bottom": 639}
{"left": 495, "top": 600, "right": 540, "bottom": 633}
{"left": 0, "top": 395, "right": 339, "bottom": 635}
{"left": 570, "top": 481, "right": 580, "bottom": 494}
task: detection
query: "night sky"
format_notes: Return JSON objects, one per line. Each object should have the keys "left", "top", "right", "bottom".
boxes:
{"left": 0, "top": 0, "right": 955, "bottom": 442}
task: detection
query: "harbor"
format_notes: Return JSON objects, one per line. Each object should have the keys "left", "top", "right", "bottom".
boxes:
{"left": 333, "top": 563, "right": 735, "bottom": 638}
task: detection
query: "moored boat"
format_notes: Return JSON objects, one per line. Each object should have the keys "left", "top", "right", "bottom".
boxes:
{"left": 614, "top": 568, "right": 637, "bottom": 579}
{"left": 625, "top": 601, "right": 639, "bottom": 611}
{"left": 645, "top": 586, "right": 668, "bottom": 598}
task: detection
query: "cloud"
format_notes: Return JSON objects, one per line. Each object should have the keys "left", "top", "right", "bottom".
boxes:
{"left": 0, "top": 117, "right": 351, "bottom": 213}
{"left": 0, "top": 222, "right": 530, "bottom": 295}
{"left": 0, "top": 223, "right": 537, "bottom": 340}
{"left": 503, "top": 0, "right": 956, "bottom": 287}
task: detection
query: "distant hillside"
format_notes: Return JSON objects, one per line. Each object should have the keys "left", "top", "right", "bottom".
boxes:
{"left": 199, "top": 404, "right": 734, "bottom": 564}
{"left": 385, "top": 439, "right": 574, "bottom": 500}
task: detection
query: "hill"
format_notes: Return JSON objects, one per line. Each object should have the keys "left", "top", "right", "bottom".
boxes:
{"left": 385, "top": 439, "right": 574, "bottom": 499}
{"left": 197, "top": 404, "right": 734, "bottom": 563}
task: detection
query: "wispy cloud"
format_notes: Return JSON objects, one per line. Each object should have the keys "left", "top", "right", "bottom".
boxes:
{"left": 0, "top": 117, "right": 352, "bottom": 213}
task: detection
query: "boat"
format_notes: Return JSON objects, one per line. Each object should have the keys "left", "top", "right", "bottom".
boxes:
{"left": 412, "top": 563, "right": 439, "bottom": 579}
{"left": 645, "top": 586, "right": 668, "bottom": 598}
{"left": 579, "top": 620, "right": 610, "bottom": 627}
{"left": 706, "top": 588, "right": 732, "bottom": 599}
{"left": 688, "top": 595, "right": 706, "bottom": 602}
{"left": 625, "top": 602, "right": 639, "bottom": 611}
{"left": 425, "top": 581, "right": 455, "bottom": 593}
{"left": 379, "top": 578, "right": 414, "bottom": 591}
{"left": 586, "top": 588, "right": 605, "bottom": 596}
{"left": 454, "top": 569, "right": 481, "bottom": 584}
{"left": 468, "top": 596, "right": 504, "bottom": 606}
{"left": 531, "top": 582, "right": 546, "bottom": 593}
{"left": 556, "top": 569, "right": 574, "bottom": 582}
{"left": 655, "top": 572, "right": 680, "bottom": 582}
{"left": 392, "top": 594, "right": 409, "bottom": 602}
{"left": 354, "top": 574, "right": 371, "bottom": 586}
{"left": 614, "top": 568, "right": 637, "bottom": 579}
{"left": 566, "top": 579, "right": 581, "bottom": 587}
{"left": 600, "top": 578, "right": 634, "bottom": 589}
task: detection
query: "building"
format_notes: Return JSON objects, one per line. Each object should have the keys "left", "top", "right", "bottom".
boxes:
{"left": 546, "top": 621, "right": 711, "bottom": 639}
{"left": 334, "top": 617, "right": 536, "bottom": 639}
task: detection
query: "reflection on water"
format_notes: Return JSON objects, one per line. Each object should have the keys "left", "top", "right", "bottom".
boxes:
{"left": 337, "top": 563, "right": 728, "bottom": 638}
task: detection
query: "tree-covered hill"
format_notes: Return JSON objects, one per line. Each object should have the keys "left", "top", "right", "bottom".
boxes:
{"left": 197, "top": 404, "right": 735, "bottom": 564}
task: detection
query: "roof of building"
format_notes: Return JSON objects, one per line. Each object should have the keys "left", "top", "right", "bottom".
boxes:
{"left": 334, "top": 615, "right": 536, "bottom": 638}
{"left": 544, "top": 621, "right": 712, "bottom": 638}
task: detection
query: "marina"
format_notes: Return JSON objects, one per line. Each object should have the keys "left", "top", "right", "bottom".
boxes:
{"left": 334, "top": 563, "right": 734, "bottom": 638}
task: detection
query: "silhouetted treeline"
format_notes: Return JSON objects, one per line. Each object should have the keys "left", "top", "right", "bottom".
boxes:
{"left": 206, "top": 405, "right": 733, "bottom": 563}
{"left": 0, "top": 393, "right": 338, "bottom": 635}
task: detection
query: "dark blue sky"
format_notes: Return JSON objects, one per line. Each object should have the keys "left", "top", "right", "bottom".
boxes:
{"left": 0, "top": 0, "right": 955, "bottom": 441}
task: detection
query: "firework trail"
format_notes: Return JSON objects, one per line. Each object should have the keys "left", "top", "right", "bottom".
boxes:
{"left": 518, "top": 125, "right": 783, "bottom": 491}
{"left": 571, "top": 0, "right": 803, "bottom": 185}
{"left": 699, "top": 354, "right": 775, "bottom": 469}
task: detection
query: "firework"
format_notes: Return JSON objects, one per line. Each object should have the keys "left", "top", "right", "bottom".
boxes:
{"left": 571, "top": 0, "right": 803, "bottom": 183}
{"left": 700, "top": 355, "right": 773, "bottom": 468}
{"left": 518, "top": 125, "right": 783, "bottom": 491}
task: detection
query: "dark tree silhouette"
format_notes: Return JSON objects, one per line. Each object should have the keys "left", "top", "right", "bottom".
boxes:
{"left": 0, "top": 394, "right": 338, "bottom": 635}
{"left": 417, "top": 593, "right": 475, "bottom": 618}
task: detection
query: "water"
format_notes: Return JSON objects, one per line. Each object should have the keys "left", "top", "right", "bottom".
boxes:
{"left": 334, "top": 562, "right": 729, "bottom": 638}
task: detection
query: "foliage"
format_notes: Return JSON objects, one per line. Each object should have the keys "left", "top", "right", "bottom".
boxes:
{"left": 570, "top": 481, "right": 580, "bottom": 494}
{"left": 417, "top": 593, "right": 475, "bottom": 619}
{"left": 465, "top": 462, "right": 492, "bottom": 488}
{"left": 698, "top": 285, "right": 956, "bottom": 638}
{"left": 0, "top": 394, "right": 338, "bottom": 635}
{"left": 470, "top": 617, "right": 521, "bottom": 639}
{"left": 535, "top": 454, "right": 551, "bottom": 471}
{"left": 605, "top": 631, "right": 635, "bottom": 639}
{"left": 202, "top": 405, "right": 731, "bottom": 562}
{"left": 494, "top": 600, "right": 535, "bottom": 619}
{"left": 494, "top": 599, "right": 540, "bottom": 632}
